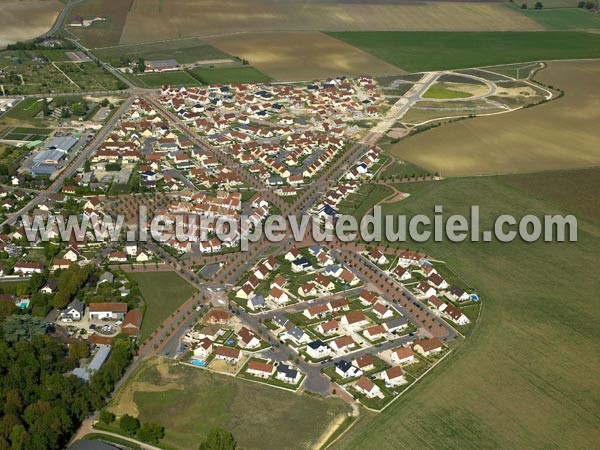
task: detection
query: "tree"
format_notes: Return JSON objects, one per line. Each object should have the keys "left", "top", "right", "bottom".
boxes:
{"left": 119, "top": 414, "right": 140, "bottom": 435}
{"left": 137, "top": 422, "right": 165, "bottom": 444}
{"left": 137, "top": 58, "right": 146, "bottom": 73}
{"left": 521, "top": 2, "right": 528, "bottom": 7}
{"left": 99, "top": 410, "right": 116, "bottom": 424}
{"left": 578, "top": 1, "right": 586, "bottom": 6}
{"left": 199, "top": 428, "right": 237, "bottom": 450}
{"left": 69, "top": 341, "right": 89, "bottom": 359}
{"left": 2, "top": 315, "right": 48, "bottom": 343}
{"left": 534, "top": 1, "right": 543, "bottom": 8}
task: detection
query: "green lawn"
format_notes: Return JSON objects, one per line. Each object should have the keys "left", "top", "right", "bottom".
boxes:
{"left": 126, "top": 271, "right": 197, "bottom": 340}
{"left": 327, "top": 31, "right": 600, "bottom": 72}
{"left": 511, "top": 4, "right": 600, "bottom": 30}
{"left": 187, "top": 66, "right": 271, "bottom": 84}
{"left": 108, "top": 358, "right": 351, "bottom": 450}
{"left": 335, "top": 170, "right": 600, "bottom": 449}
{"left": 422, "top": 84, "right": 472, "bottom": 99}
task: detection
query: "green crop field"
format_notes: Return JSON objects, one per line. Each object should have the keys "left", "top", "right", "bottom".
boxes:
{"left": 131, "top": 70, "right": 201, "bottom": 88}
{"left": 187, "top": 66, "right": 272, "bottom": 84}
{"left": 327, "top": 31, "right": 600, "bottom": 72}
{"left": 107, "top": 357, "right": 351, "bottom": 450}
{"left": 126, "top": 271, "right": 197, "bottom": 340}
{"left": 1, "top": 99, "right": 44, "bottom": 120}
{"left": 334, "top": 170, "right": 600, "bottom": 449}
{"left": 92, "top": 38, "right": 233, "bottom": 66}
{"left": 511, "top": 4, "right": 600, "bottom": 30}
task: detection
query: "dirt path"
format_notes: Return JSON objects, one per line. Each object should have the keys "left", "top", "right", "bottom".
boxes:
{"left": 314, "top": 414, "right": 347, "bottom": 450}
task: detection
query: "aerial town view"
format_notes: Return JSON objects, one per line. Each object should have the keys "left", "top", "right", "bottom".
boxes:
{"left": 0, "top": 0, "right": 598, "bottom": 449}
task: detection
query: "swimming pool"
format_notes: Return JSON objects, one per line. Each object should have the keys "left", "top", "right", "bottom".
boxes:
{"left": 470, "top": 294, "right": 479, "bottom": 301}
{"left": 190, "top": 359, "right": 207, "bottom": 367}
{"left": 226, "top": 339, "right": 234, "bottom": 345}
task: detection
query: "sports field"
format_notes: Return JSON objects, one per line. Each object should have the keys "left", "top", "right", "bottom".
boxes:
{"left": 335, "top": 170, "right": 600, "bottom": 449}
{"left": 328, "top": 31, "right": 600, "bottom": 72}
{"left": 390, "top": 60, "right": 600, "bottom": 176}
{"left": 119, "top": 0, "right": 542, "bottom": 44}
{"left": 126, "top": 271, "right": 197, "bottom": 340}
{"left": 107, "top": 357, "right": 352, "bottom": 450}
{"left": 205, "top": 32, "right": 404, "bottom": 81}
{"left": 0, "top": 0, "right": 62, "bottom": 48}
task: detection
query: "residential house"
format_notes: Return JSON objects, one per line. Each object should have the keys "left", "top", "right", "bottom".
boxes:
{"left": 121, "top": 309, "right": 143, "bottom": 336}
{"left": 335, "top": 359, "right": 362, "bottom": 379}
{"left": 60, "top": 299, "right": 85, "bottom": 322}
{"left": 363, "top": 324, "right": 387, "bottom": 341}
{"left": 193, "top": 338, "right": 213, "bottom": 360}
{"left": 391, "top": 346, "right": 416, "bottom": 365}
{"left": 304, "top": 303, "right": 329, "bottom": 320}
{"left": 238, "top": 327, "right": 261, "bottom": 349}
{"left": 372, "top": 302, "right": 394, "bottom": 320}
{"left": 354, "top": 376, "right": 381, "bottom": 398}
{"left": 380, "top": 366, "right": 407, "bottom": 387}
{"left": 354, "top": 354, "right": 375, "bottom": 372}
{"left": 341, "top": 311, "right": 368, "bottom": 328}
{"left": 417, "top": 280, "right": 436, "bottom": 298}
{"left": 89, "top": 302, "right": 127, "bottom": 320}
{"left": 306, "top": 340, "right": 330, "bottom": 359}
{"left": 317, "top": 319, "right": 339, "bottom": 336}
{"left": 247, "top": 295, "right": 266, "bottom": 312}
{"left": 331, "top": 335, "right": 356, "bottom": 352}
{"left": 276, "top": 364, "right": 301, "bottom": 384}
{"left": 13, "top": 262, "right": 43, "bottom": 274}
{"left": 413, "top": 338, "right": 443, "bottom": 356}
{"left": 247, "top": 360, "right": 275, "bottom": 378}
{"left": 215, "top": 346, "right": 241, "bottom": 364}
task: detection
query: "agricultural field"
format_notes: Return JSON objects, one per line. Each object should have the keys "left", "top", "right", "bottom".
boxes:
{"left": 511, "top": 4, "right": 600, "bottom": 30}
{"left": 502, "top": 168, "right": 600, "bottom": 223}
{"left": 390, "top": 60, "right": 600, "bottom": 176}
{"left": 205, "top": 31, "right": 404, "bottom": 81}
{"left": 186, "top": 67, "right": 272, "bottom": 85}
{"left": 119, "top": 0, "right": 542, "bottom": 44}
{"left": 67, "top": 0, "right": 131, "bottom": 48}
{"left": 0, "top": 0, "right": 62, "bottom": 48}
{"left": 126, "top": 271, "right": 197, "bottom": 340}
{"left": 92, "top": 38, "right": 233, "bottom": 66}
{"left": 335, "top": 170, "right": 600, "bottom": 449}
{"left": 106, "top": 357, "right": 352, "bottom": 450}
{"left": 328, "top": 31, "right": 600, "bottom": 72}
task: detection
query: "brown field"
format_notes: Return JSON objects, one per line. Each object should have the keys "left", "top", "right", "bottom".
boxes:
{"left": 119, "top": 0, "right": 542, "bottom": 44}
{"left": 68, "top": 0, "right": 131, "bottom": 48}
{"left": 205, "top": 31, "right": 404, "bottom": 81}
{"left": 391, "top": 60, "right": 600, "bottom": 176}
{"left": 0, "top": 0, "right": 63, "bottom": 48}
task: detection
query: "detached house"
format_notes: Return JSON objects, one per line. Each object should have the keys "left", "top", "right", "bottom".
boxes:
{"left": 306, "top": 340, "right": 330, "bottom": 359}
{"left": 247, "top": 360, "right": 275, "bottom": 378}
{"left": 355, "top": 376, "right": 381, "bottom": 398}
{"left": 414, "top": 338, "right": 443, "bottom": 357}
{"left": 215, "top": 346, "right": 241, "bottom": 364}
{"left": 391, "top": 346, "right": 416, "bottom": 365}
{"left": 60, "top": 299, "right": 85, "bottom": 322}
{"left": 380, "top": 366, "right": 407, "bottom": 387}
{"left": 89, "top": 302, "right": 127, "bottom": 320}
